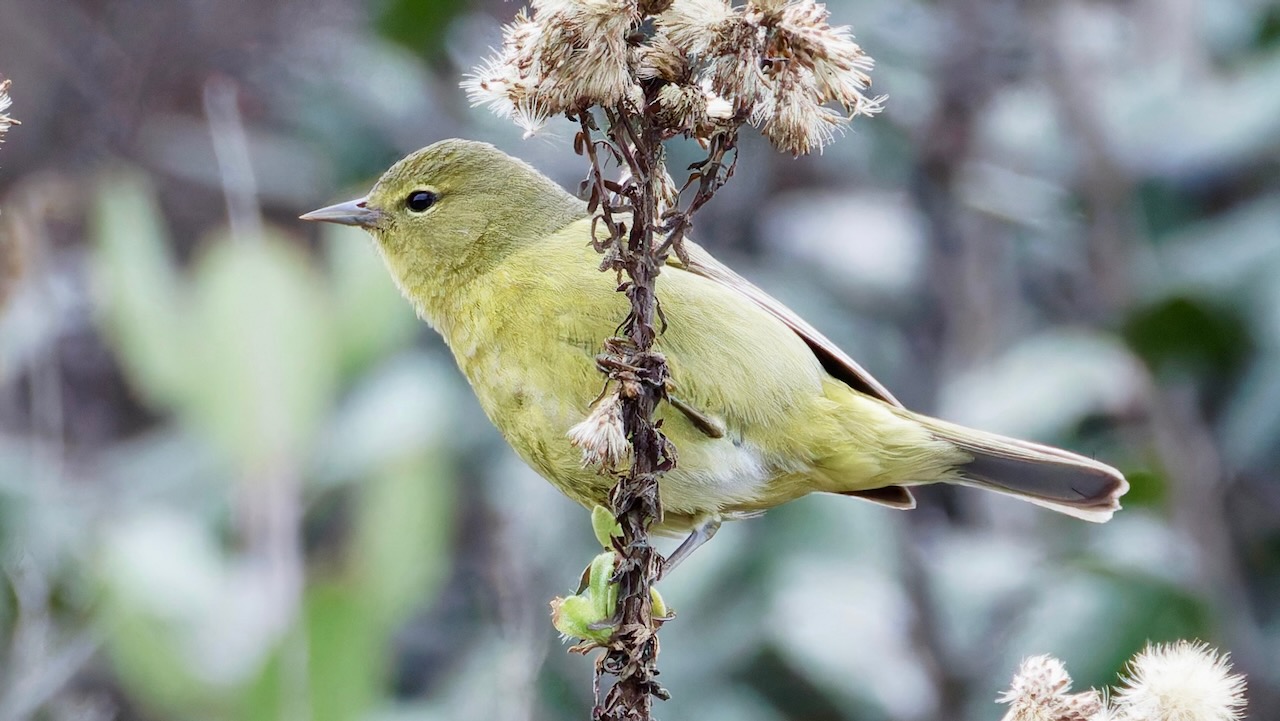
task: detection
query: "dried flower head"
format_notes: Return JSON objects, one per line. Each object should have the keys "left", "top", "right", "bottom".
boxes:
{"left": 635, "top": 33, "right": 691, "bottom": 84}
{"left": 1062, "top": 690, "right": 1106, "bottom": 721}
{"left": 0, "top": 79, "right": 16, "bottom": 142}
{"left": 756, "top": 0, "right": 882, "bottom": 153}
{"left": 462, "top": 11, "right": 547, "bottom": 134}
{"left": 655, "top": 83, "right": 707, "bottom": 133}
{"left": 704, "top": 90, "right": 733, "bottom": 121}
{"left": 700, "top": 14, "right": 772, "bottom": 123}
{"left": 659, "top": 0, "right": 736, "bottom": 57}
{"left": 762, "top": 62, "right": 845, "bottom": 155}
{"left": 465, "top": 0, "right": 881, "bottom": 151}
{"left": 998, "top": 655, "right": 1102, "bottom": 721}
{"left": 463, "top": 0, "right": 641, "bottom": 136}
{"left": 568, "top": 393, "right": 629, "bottom": 468}
{"left": 1112, "top": 641, "right": 1246, "bottom": 721}
{"left": 657, "top": 0, "right": 881, "bottom": 152}
{"left": 771, "top": 0, "right": 879, "bottom": 112}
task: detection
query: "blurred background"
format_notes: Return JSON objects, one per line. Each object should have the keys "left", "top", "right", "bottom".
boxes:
{"left": 1, "top": 0, "right": 1278, "bottom": 719}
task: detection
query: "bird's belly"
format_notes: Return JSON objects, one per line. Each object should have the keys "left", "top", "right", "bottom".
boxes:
{"left": 485, "top": 384, "right": 783, "bottom": 528}
{"left": 657, "top": 434, "right": 774, "bottom": 514}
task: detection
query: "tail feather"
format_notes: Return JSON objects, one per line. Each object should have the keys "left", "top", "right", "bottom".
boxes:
{"left": 918, "top": 415, "right": 1129, "bottom": 523}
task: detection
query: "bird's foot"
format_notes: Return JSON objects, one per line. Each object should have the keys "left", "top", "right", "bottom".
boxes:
{"left": 658, "top": 515, "right": 722, "bottom": 580}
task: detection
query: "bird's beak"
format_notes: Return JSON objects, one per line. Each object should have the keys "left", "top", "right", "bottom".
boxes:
{"left": 299, "top": 197, "right": 381, "bottom": 228}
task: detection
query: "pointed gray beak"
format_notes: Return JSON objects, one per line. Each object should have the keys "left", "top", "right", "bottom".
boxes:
{"left": 299, "top": 197, "right": 382, "bottom": 228}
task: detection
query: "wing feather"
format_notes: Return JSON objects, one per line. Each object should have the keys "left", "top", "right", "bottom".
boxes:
{"left": 669, "top": 242, "right": 903, "bottom": 408}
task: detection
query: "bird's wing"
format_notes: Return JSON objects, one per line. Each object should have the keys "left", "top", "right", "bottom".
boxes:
{"left": 668, "top": 241, "right": 903, "bottom": 408}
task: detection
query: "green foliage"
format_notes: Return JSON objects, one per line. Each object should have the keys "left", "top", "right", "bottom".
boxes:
{"left": 91, "top": 172, "right": 189, "bottom": 406}
{"left": 1124, "top": 296, "right": 1252, "bottom": 382}
{"left": 1135, "top": 180, "right": 1205, "bottom": 243}
{"left": 1116, "top": 468, "right": 1166, "bottom": 508}
{"left": 84, "top": 171, "right": 452, "bottom": 721}
{"left": 325, "top": 226, "right": 419, "bottom": 376}
{"left": 353, "top": 452, "right": 454, "bottom": 622}
{"left": 244, "top": 585, "right": 383, "bottom": 721}
{"left": 1259, "top": 5, "right": 1280, "bottom": 50}
{"left": 551, "top": 551, "right": 619, "bottom": 645}
{"left": 186, "top": 235, "right": 338, "bottom": 466}
{"left": 375, "top": 0, "right": 467, "bottom": 59}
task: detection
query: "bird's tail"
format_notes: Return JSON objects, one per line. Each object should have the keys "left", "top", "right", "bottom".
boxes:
{"left": 918, "top": 414, "right": 1129, "bottom": 522}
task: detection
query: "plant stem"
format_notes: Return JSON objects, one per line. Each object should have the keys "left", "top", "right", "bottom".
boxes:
{"left": 575, "top": 91, "right": 744, "bottom": 716}
{"left": 589, "top": 105, "right": 672, "bottom": 720}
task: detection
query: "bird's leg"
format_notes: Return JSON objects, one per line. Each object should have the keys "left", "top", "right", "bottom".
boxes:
{"left": 668, "top": 396, "right": 726, "bottom": 438}
{"left": 666, "top": 387, "right": 726, "bottom": 439}
{"left": 660, "top": 516, "right": 722, "bottom": 579}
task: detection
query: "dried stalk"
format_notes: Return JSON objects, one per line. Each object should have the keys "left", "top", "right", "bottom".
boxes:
{"left": 573, "top": 96, "right": 746, "bottom": 717}
{"left": 578, "top": 104, "right": 672, "bottom": 718}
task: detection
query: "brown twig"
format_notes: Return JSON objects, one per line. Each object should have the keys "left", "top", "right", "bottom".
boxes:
{"left": 572, "top": 84, "right": 748, "bottom": 716}
{"left": 574, "top": 101, "right": 673, "bottom": 719}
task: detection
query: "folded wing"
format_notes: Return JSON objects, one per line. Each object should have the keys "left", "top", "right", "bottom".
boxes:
{"left": 670, "top": 241, "right": 903, "bottom": 408}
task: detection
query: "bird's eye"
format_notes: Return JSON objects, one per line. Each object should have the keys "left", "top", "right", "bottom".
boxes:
{"left": 405, "top": 190, "right": 437, "bottom": 212}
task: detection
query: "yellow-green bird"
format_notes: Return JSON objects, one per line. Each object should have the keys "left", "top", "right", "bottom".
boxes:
{"left": 302, "top": 139, "right": 1128, "bottom": 569}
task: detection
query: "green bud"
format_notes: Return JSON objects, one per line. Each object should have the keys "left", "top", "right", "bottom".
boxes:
{"left": 590, "top": 505, "right": 622, "bottom": 549}
{"left": 550, "top": 551, "right": 618, "bottom": 645}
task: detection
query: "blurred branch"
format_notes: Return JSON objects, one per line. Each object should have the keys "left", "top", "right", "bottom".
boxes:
{"left": 1146, "top": 386, "right": 1275, "bottom": 718}
{"left": 484, "top": 495, "right": 552, "bottom": 721}
{"left": 203, "top": 77, "right": 263, "bottom": 244}
{"left": 896, "top": 519, "right": 967, "bottom": 718}
{"left": 1031, "top": 2, "right": 1136, "bottom": 318}
{"left": 1134, "top": 0, "right": 1205, "bottom": 77}
{"left": 0, "top": 561, "right": 100, "bottom": 720}
{"left": 908, "top": 0, "right": 1016, "bottom": 377}
{"left": 0, "top": 181, "right": 79, "bottom": 719}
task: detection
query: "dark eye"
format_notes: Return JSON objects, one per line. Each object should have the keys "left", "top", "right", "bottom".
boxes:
{"left": 406, "top": 190, "right": 437, "bottom": 212}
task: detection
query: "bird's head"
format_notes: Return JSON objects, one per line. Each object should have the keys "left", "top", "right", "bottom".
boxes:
{"left": 302, "top": 139, "right": 585, "bottom": 290}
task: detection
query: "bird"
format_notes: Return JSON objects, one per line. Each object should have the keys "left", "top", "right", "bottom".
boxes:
{"left": 301, "top": 138, "right": 1128, "bottom": 571}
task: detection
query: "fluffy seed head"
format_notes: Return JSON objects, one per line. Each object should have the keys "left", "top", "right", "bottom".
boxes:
{"left": 635, "top": 33, "right": 691, "bottom": 83}
{"left": 705, "top": 90, "right": 733, "bottom": 120}
{"left": 655, "top": 83, "right": 708, "bottom": 132}
{"left": 1112, "top": 641, "right": 1247, "bottom": 721}
{"left": 998, "top": 655, "right": 1101, "bottom": 721}
{"left": 463, "top": 0, "right": 641, "bottom": 136}
{"left": 773, "top": 0, "right": 882, "bottom": 114}
{"left": 0, "top": 79, "right": 15, "bottom": 141}
{"left": 657, "top": 0, "right": 881, "bottom": 151}
{"left": 704, "top": 16, "right": 772, "bottom": 122}
{"left": 465, "top": 0, "right": 882, "bottom": 149}
{"left": 1061, "top": 691, "right": 1105, "bottom": 721}
{"left": 568, "top": 393, "right": 630, "bottom": 469}
{"left": 659, "top": 0, "right": 736, "bottom": 57}
{"left": 998, "top": 655, "right": 1070, "bottom": 721}
{"left": 461, "top": 11, "right": 548, "bottom": 134}
{"left": 762, "top": 62, "right": 845, "bottom": 155}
